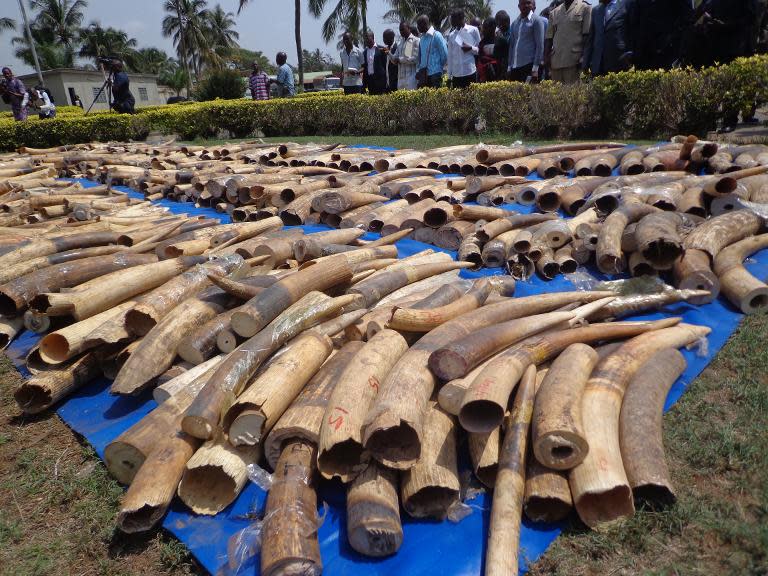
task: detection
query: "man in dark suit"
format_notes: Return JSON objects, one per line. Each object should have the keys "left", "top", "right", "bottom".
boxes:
{"left": 583, "top": 0, "right": 632, "bottom": 75}
{"left": 363, "top": 30, "right": 389, "bottom": 95}
{"left": 627, "top": 0, "right": 693, "bottom": 69}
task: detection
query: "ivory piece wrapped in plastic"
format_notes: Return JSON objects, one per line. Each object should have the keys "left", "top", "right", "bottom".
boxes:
{"left": 38, "top": 300, "right": 136, "bottom": 364}
{"left": 177, "top": 439, "right": 261, "bottom": 515}
{"left": 224, "top": 331, "right": 333, "bottom": 446}
{"left": 620, "top": 348, "right": 686, "bottom": 507}
{"left": 318, "top": 329, "right": 409, "bottom": 482}
{"left": 153, "top": 355, "right": 224, "bottom": 404}
{"left": 32, "top": 256, "right": 205, "bottom": 321}
{"left": 400, "top": 402, "right": 460, "bottom": 520}
{"left": 183, "top": 292, "right": 351, "bottom": 440}
{"left": 569, "top": 324, "right": 711, "bottom": 529}
{"left": 347, "top": 461, "right": 403, "bottom": 557}
{"left": 485, "top": 365, "right": 536, "bottom": 576}
{"left": 0, "top": 253, "right": 156, "bottom": 317}
{"left": 231, "top": 258, "right": 353, "bottom": 337}
{"left": 111, "top": 290, "right": 227, "bottom": 395}
{"left": 261, "top": 439, "right": 322, "bottom": 576}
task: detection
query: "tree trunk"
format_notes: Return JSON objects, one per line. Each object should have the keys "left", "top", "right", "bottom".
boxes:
{"left": 176, "top": 4, "right": 193, "bottom": 96}
{"left": 295, "top": 0, "right": 304, "bottom": 90}
{"left": 362, "top": 1, "right": 368, "bottom": 36}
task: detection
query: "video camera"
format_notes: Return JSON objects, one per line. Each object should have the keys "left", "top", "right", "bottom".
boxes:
{"left": 97, "top": 57, "right": 120, "bottom": 72}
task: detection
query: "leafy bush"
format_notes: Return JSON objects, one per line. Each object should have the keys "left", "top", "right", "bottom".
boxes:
{"left": 1, "top": 55, "right": 766, "bottom": 150}
{"left": 194, "top": 69, "right": 246, "bottom": 102}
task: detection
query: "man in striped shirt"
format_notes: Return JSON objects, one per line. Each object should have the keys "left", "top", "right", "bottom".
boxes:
{"left": 249, "top": 63, "right": 270, "bottom": 101}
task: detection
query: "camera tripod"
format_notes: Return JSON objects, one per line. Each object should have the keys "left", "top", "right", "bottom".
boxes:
{"left": 84, "top": 65, "right": 114, "bottom": 116}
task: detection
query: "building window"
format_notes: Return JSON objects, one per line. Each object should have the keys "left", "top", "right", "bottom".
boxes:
{"left": 92, "top": 86, "right": 107, "bottom": 103}
{"left": 138, "top": 87, "right": 148, "bottom": 101}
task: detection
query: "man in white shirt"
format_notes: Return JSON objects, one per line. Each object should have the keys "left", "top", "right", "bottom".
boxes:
{"left": 389, "top": 21, "right": 420, "bottom": 90}
{"left": 340, "top": 32, "right": 365, "bottom": 95}
{"left": 446, "top": 10, "right": 481, "bottom": 88}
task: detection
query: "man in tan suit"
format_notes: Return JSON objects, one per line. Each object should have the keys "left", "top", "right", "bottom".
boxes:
{"left": 544, "top": 0, "right": 592, "bottom": 83}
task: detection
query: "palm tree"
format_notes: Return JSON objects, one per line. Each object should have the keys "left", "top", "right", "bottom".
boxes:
{"left": 385, "top": 0, "right": 493, "bottom": 31}
{"left": 202, "top": 4, "right": 239, "bottom": 68}
{"left": 308, "top": 0, "right": 369, "bottom": 46}
{"left": 238, "top": 0, "right": 305, "bottom": 90}
{"left": 163, "top": 0, "right": 211, "bottom": 93}
{"left": 78, "top": 23, "right": 138, "bottom": 69}
{"left": 12, "top": 33, "right": 76, "bottom": 69}
{"left": 133, "top": 47, "right": 175, "bottom": 75}
{"left": 29, "top": 0, "right": 87, "bottom": 47}
{"left": 0, "top": 17, "right": 16, "bottom": 33}
{"left": 159, "top": 64, "right": 189, "bottom": 96}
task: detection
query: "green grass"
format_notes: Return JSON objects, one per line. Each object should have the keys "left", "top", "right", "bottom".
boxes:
{"left": 529, "top": 314, "right": 768, "bottom": 576}
{"left": 182, "top": 134, "right": 659, "bottom": 150}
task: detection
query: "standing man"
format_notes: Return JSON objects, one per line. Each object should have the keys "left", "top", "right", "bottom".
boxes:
{"left": 626, "top": 0, "right": 692, "bottom": 69}
{"left": 583, "top": 0, "right": 632, "bottom": 75}
{"left": 494, "top": 10, "right": 512, "bottom": 79}
{"left": 544, "top": 0, "right": 592, "bottom": 83}
{"left": 383, "top": 28, "right": 399, "bottom": 92}
{"left": 110, "top": 60, "right": 135, "bottom": 114}
{"left": 390, "top": 21, "right": 420, "bottom": 90}
{"left": 275, "top": 52, "right": 295, "bottom": 97}
{"left": 340, "top": 32, "right": 365, "bottom": 95}
{"left": 508, "top": 0, "right": 547, "bottom": 82}
{"left": 446, "top": 10, "right": 481, "bottom": 88}
{"left": 249, "top": 62, "right": 270, "bottom": 100}
{"left": 416, "top": 14, "right": 448, "bottom": 88}
{"left": 363, "top": 30, "right": 388, "bottom": 95}
{"left": 0, "top": 68, "right": 27, "bottom": 121}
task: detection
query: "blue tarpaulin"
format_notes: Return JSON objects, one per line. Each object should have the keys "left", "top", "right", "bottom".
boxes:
{"left": 6, "top": 171, "right": 768, "bottom": 576}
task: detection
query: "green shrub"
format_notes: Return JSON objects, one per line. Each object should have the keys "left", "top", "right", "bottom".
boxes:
{"left": 1, "top": 55, "right": 766, "bottom": 150}
{"left": 194, "top": 69, "right": 246, "bottom": 102}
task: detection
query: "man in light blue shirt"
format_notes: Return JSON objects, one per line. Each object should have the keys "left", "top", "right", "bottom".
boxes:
{"left": 416, "top": 14, "right": 448, "bottom": 88}
{"left": 275, "top": 52, "right": 295, "bottom": 97}
{"left": 508, "top": 0, "right": 547, "bottom": 82}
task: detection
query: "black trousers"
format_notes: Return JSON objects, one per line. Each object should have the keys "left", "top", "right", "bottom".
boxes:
{"left": 508, "top": 63, "right": 534, "bottom": 82}
{"left": 343, "top": 86, "right": 363, "bottom": 95}
{"left": 427, "top": 73, "right": 443, "bottom": 88}
{"left": 451, "top": 74, "right": 475, "bottom": 88}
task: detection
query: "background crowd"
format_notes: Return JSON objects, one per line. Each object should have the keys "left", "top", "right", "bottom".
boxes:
{"left": 249, "top": 0, "right": 767, "bottom": 99}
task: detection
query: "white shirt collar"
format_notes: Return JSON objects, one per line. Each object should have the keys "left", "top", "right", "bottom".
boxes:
{"left": 426, "top": 26, "right": 436, "bottom": 36}
{"left": 519, "top": 11, "right": 534, "bottom": 22}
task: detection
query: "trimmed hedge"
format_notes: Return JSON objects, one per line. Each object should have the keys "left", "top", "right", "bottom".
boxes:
{"left": 1, "top": 56, "right": 766, "bottom": 150}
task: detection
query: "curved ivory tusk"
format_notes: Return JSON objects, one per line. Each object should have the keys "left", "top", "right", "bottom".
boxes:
{"left": 224, "top": 332, "right": 333, "bottom": 447}
{"left": 569, "top": 323, "right": 710, "bottom": 529}
{"left": 400, "top": 402, "right": 460, "bottom": 520}
{"left": 230, "top": 258, "right": 353, "bottom": 338}
{"left": 597, "top": 202, "right": 662, "bottom": 274}
{"left": 263, "top": 342, "right": 363, "bottom": 469}
{"left": 347, "top": 461, "right": 403, "bottom": 558}
{"left": 386, "top": 278, "right": 493, "bottom": 332}
{"left": 683, "top": 209, "right": 763, "bottom": 260}
{"left": 458, "top": 318, "right": 682, "bottom": 435}
{"left": 524, "top": 458, "right": 573, "bottom": 524}
{"left": 318, "top": 329, "right": 409, "bottom": 483}
{"left": 714, "top": 233, "right": 768, "bottom": 314}
{"left": 620, "top": 348, "right": 686, "bottom": 508}
{"left": 532, "top": 343, "right": 599, "bottom": 470}
{"left": 14, "top": 353, "right": 101, "bottom": 414}
{"left": 485, "top": 365, "right": 536, "bottom": 576}
{"left": 362, "top": 291, "right": 612, "bottom": 470}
